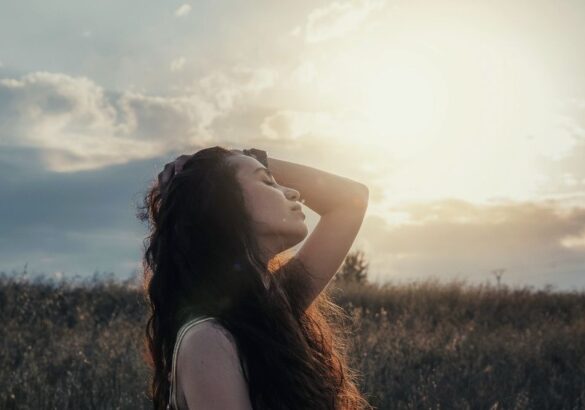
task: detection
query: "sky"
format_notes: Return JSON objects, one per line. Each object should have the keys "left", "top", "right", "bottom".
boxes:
{"left": 1, "top": 0, "right": 585, "bottom": 290}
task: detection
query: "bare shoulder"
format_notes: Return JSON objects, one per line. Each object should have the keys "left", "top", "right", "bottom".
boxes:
{"left": 177, "top": 320, "right": 252, "bottom": 410}
{"left": 178, "top": 320, "right": 240, "bottom": 368}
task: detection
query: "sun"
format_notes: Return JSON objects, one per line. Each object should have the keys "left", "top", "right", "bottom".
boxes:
{"left": 318, "top": 47, "right": 449, "bottom": 158}
{"left": 362, "top": 58, "right": 446, "bottom": 135}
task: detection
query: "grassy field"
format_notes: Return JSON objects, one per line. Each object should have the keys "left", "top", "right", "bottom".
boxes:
{"left": 1, "top": 271, "right": 584, "bottom": 410}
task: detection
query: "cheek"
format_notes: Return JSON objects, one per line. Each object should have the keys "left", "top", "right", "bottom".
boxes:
{"left": 247, "top": 189, "right": 282, "bottom": 221}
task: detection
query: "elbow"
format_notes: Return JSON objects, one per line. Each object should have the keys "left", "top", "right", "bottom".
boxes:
{"left": 359, "top": 183, "right": 369, "bottom": 200}
{"left": 350, "top": 183, "right": 369, "bottom": 209}
{"left": 360, "top": 184, "right": 370, "bottom": 207}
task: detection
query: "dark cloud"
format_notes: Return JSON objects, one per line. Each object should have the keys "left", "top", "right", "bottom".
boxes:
{"left": 0, "top": 146, "right": 167, "bottom": 278}
{"left": 359, "top": 198, "right": 585, "bottom": 290}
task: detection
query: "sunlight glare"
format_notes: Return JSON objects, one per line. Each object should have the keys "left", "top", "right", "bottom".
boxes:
{"left": 317, "top": 46, "right": 449, "bottom": 159}
{"left": 358, "top": 50, "right": 448, "bottom": 155}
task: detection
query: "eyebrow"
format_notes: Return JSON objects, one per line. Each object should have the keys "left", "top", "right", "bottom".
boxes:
{"left": 253, "top": 167, "right": 273, "bottom": 178}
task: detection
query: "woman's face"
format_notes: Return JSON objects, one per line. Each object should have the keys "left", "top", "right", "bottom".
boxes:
{"left": 227, "top": 153, "right": 308, "bottom": 257}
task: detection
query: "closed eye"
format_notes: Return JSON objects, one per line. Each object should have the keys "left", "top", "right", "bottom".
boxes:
{"left": 264, "top": 180, "right": 277, "bottom": 187}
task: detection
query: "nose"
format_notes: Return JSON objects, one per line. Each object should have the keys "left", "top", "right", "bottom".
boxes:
{"left": 285, "top": 187, "right": 301, "bottom": 202}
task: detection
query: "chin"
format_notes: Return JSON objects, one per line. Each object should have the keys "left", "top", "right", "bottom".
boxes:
{"left": 300, "top": 223, "right": 309, "bottom": 237}
{"left": 292, "top": 225, "right": 309, "bottom": 244}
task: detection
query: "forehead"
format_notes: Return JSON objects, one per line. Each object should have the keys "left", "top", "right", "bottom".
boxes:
{"left": 228, "top": 154, "right": 267, "bottom": 178}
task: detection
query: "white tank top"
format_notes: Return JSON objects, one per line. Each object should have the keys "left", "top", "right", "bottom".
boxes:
{"left": 167, "top": 315, "right": 217, "bottom": 410}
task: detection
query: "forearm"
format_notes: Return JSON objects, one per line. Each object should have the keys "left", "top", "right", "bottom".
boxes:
{"left": 267, "top": 156, "right": 368, "bottom": 216}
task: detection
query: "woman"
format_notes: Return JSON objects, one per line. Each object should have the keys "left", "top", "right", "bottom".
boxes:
{"left": 137, "top": 146, "right": 372, "bottom": 409}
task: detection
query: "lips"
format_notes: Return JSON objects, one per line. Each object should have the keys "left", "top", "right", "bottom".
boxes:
{"left": 291, "top": 204, "right": 305, "bottom": 219}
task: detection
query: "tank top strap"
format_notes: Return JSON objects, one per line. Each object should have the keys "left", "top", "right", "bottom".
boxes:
{"left": 167, "top": 315, "right": 217, "bottom": 410}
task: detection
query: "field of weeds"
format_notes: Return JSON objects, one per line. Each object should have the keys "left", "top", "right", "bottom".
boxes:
{"left": 1, "top": 271, "right": 584, "bottom": 409}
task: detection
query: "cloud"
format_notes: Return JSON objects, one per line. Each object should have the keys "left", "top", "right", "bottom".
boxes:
{"left": 0, "top": 68, "right": 276, "bottom": 172}
{"left": 290, "top": 61, "right": 317, "bottom": 84}
{"left": 357, "top": 198, "right": 585, "bottom": 289}
{"left": 0, "top": 72, "right": 196, "bottom": 172}
{"left": 170, "top": 57, "right": 187, "bottom": 72}
{"left": 303, "top": 0, "right": 386, "bottom": 43}
{"left": 534, "top": 99, "right": 585, "bottom": 196}
{"left": 261, "top": 110, "right": 330, "bottom": 140}
{"left": 259, "top": 109, "right": 363, "bottom": 141}
{"left": 289, "top": 26, "right": 302, "bottom": 37}
{"left": 0, "top": 147, "right": 156, "bottom": 278}
{"left": 192, "top": 65, "right": 277, "bottom": 111}
{"left": 174, "top": 4, "right": 192, "bottom": 17}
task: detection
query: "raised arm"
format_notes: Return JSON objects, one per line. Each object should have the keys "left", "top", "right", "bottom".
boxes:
{"left": 267, "top": 156, "right": 369, "bottom": 311}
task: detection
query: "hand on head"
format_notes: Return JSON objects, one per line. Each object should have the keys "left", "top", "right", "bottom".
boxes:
{"left": 158, "top": 154, "right": 193, "bottom": 197}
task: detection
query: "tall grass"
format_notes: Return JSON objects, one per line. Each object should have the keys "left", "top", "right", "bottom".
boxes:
{"left": 331, "top": 279, "right": 585, "bottom": 409}
{"left": 1, "top": 271, "right": 584, "bottom": 409}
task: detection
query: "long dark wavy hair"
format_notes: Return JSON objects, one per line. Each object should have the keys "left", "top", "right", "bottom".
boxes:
{"left": 136, "top": 145, "right": 373, "bottom": 409}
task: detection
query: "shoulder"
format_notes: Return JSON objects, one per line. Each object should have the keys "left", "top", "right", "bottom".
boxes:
{"left": 177, "top": 319, "right": 252, "bottom": 409}
{"left": 178, "top": 319, "right": 240, "bottom": 367}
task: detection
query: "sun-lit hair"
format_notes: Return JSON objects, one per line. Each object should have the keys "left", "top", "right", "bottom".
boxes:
{"left": 136, "top": 145, "right": 373, "bottom": 410}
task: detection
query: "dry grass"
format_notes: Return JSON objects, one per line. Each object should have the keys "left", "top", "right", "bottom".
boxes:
{"left": 1, "top": 271, "right": 585, "bottom": 409}
{"left": 331, "top": 279, "right": 585, "bottom": 409}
